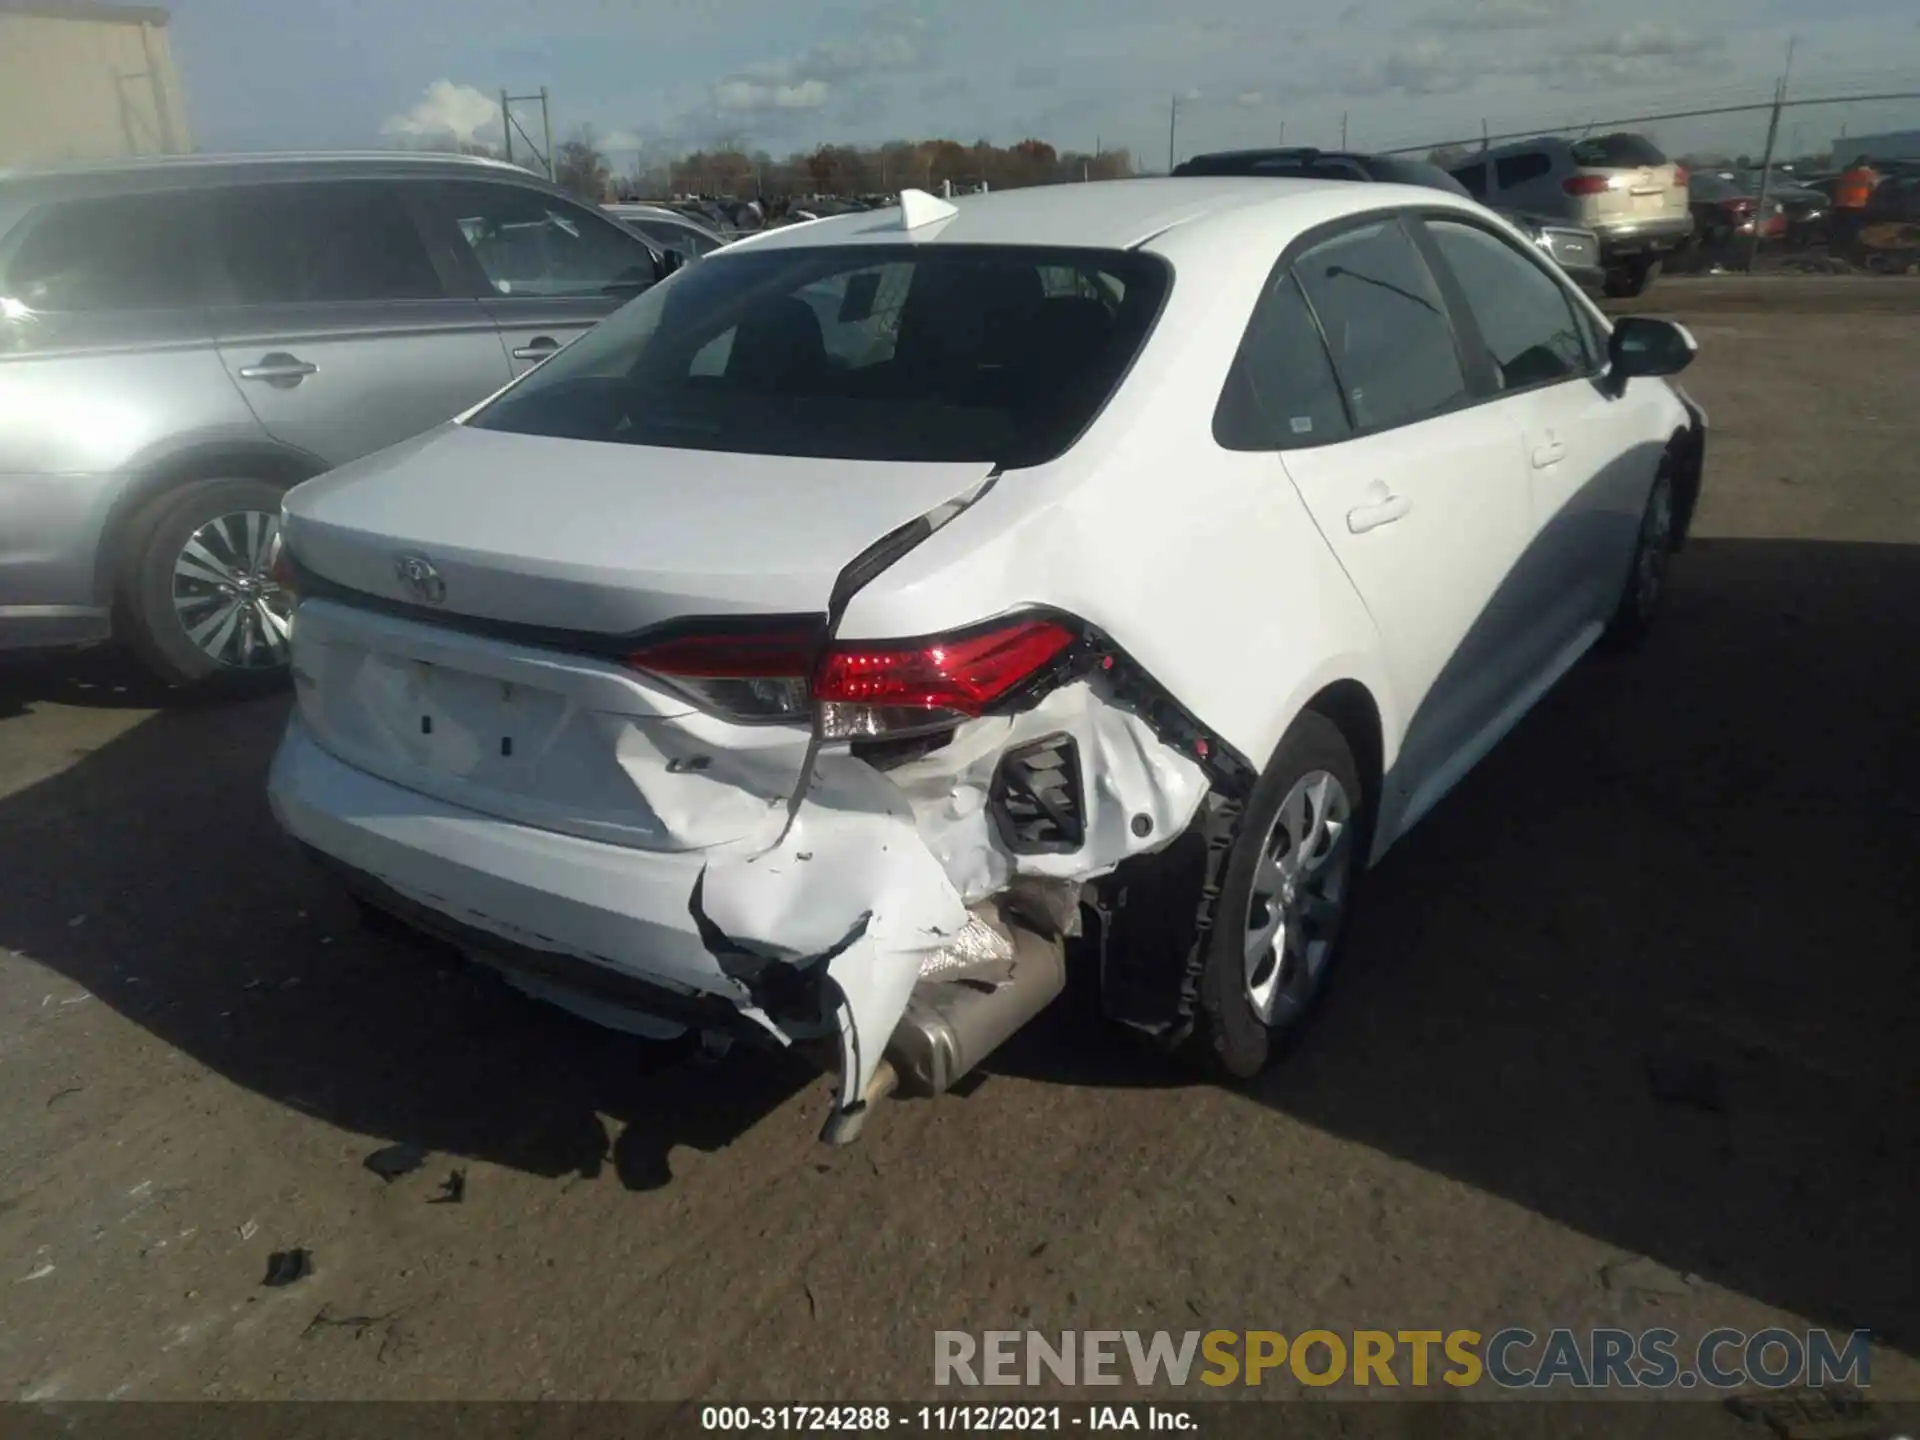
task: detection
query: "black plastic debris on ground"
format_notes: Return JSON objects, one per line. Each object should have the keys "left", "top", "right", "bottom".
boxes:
{"left": 363, "top": 1142, "right": 429, "bottom": 1182}
{"left": 429, "top": 1169, "right": 466, "bottom": 1205}
{"left": 1643, "top": 1054, "right": 1727, "bottom": 1113}
{"left": 262, "top": 1248, "right": 313, "bottom": 1287}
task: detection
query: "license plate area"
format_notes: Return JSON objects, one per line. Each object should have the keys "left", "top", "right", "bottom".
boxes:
{"left": 404, "top": 660, "right": 570, "bottom": 787}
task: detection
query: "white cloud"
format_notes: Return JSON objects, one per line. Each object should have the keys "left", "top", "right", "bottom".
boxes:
{"left": 381, "top": 79, "right": 499, "bottom": 146}
{"left": 599, "top": 129, "right": 648, "bottom": 152}
{"left": 1235, "top": 90, "right": 1266, "bottom": 107}
{"left": 714, "top": 77, "right": 831, "bottom": 112}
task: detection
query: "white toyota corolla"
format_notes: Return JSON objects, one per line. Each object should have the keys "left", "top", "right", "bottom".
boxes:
{"left": 267, "top": 178, "right": 1705, "bottom": 1142}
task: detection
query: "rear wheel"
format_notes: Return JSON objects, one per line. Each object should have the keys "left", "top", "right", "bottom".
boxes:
{"left": 1186, "top": 712, "right": 1366, "bottom": 1079}
{"left": 119, "top": 477, "right": 292, "bottom": 693}
{"left": 1603, "top": 255, "right": 1661, "bottom": 298}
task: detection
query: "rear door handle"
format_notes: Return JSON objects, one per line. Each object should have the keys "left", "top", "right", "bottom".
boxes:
{"left": 511, "top": 336, "right": 561, "bottom": 361}
{"left": 237, "top": 353, "right": 318, "bottom": 383}
{"left": 1346, "top": 489, "right": 1411, "bottom": 534}
{"left": 1531, "top": 436, "right": 1567, "bottom": 469}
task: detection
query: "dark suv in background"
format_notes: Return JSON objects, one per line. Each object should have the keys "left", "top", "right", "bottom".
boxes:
{"left": 1172, "top": 148, "right": 1606, "bottom": 292}
{"left": 0, "top": 152, "right": 671, "bottom": 690}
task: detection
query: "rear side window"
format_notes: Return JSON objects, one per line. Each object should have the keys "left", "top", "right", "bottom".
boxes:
{"left": 4, "top": 192, "right": 204, "bottom": 312}
{"left": 430, "top": 181, "right": 658, "bottom": 298}
{"left": 1291, "top": 220, "right": 1467, "bottom": 433}
{"left": 215, "top": 182, "right": 444, "bottom": 304}
{"left": 1424, "top": 220, "right": 1591, "bottom": 390}
{"left": 471, "top": 244, "right": 1169, "bottom": 467}
{"left": 1451, "top": 160, "right": 1490, "bottom": 198}
{"left": 1496, "top": 152, "right": 1552, "bottom": 188}
{"left": 1215, "top": 271, "right": 1350, "bottom": 449}
{"left": 1570, "top": 133, "right": 1668, "bottom": 168}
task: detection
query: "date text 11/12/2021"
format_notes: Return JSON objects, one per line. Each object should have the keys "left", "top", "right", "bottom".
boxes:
{"left": 700, "top": 1406, "right": 1195, "bottom": 1431}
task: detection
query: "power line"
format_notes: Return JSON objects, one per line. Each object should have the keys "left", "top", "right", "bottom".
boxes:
{"left": 1376, "top": 89, "right": 1920, "bottom": 156}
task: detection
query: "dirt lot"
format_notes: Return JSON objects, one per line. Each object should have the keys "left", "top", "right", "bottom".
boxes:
{"left": 2, "top": 277, "right": 1916, "bottom": 1410}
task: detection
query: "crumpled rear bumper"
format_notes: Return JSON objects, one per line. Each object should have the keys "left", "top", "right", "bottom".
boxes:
{"left": 270, "top": 671, "right": 1212, "bottom": 1136}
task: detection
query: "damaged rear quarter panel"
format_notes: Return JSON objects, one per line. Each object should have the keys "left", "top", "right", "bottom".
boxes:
{"left": 830, "top": 214, "right": 1404, "bottom": 803}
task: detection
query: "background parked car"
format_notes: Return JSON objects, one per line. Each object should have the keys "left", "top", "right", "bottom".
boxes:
{"left": 1681, "top": 170, "right": 1788, "bottom": 266}
{"left": 0, "top": 151, "right": 669, "bottom": 690}
{"left": 1447, "top": 132, "right": 1692, "bottom": 298}
{"left": 603, "top": 202, "right": 728, "bottom": 261}
{"left": 1172, "top": 147, "right": 1605, "bottom": 291}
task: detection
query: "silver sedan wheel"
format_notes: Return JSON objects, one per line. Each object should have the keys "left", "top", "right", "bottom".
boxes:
{"left": 1632, "top": 473, "right": 1675, "bottom": 620}
{"left": 171, "top": 510, "right": 291, "bottom": 669}
{"left": 1244, "top": 771, "right": 1355, "bottom": 1026}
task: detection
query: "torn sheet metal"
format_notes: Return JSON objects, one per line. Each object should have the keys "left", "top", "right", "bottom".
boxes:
{"left": 687, "top": 678, "right": 1207, "bottom": 1124}
{"left": 697, "top": 802, "right": 972, "bottom": 1111}
{"left": 882, "top": 680, "right": 1211, "bottom": 904}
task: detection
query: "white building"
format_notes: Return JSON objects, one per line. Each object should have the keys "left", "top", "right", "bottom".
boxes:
{"left": 1833, "top": 131, "right": 1920, "bottom": 165}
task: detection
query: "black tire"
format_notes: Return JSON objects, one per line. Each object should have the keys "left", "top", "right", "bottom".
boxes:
{"left": 1601, "top": 460, "right": 1677, "bottom": 652}
{"left": 118, "top": 477, "right": 291, "bottom": 695}
{"left": 1603, "top": 256, "right": 1661, "bottom": 299}
{"left": 1185, "top": 711, "right": 1368, "bottom": 1080}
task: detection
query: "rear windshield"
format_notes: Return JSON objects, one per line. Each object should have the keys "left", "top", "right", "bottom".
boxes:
{"left": 470, "top": 243, "right": 1169, "bottom": 467}
{"left": 1569, "top": 133, "right": 1668, "bottom": 169}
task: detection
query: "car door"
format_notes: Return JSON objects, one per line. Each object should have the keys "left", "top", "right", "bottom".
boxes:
{"left": 206, "top": 179, "right": 512, "bottom": 469}
{"left": 1416, "top": 215, "right": 1643, "bottom": 676}
{"left": 419, "top": 179, "right": 662, "bottom": 378}
{"left": 1270, "top": 217, "right": 1536, "bottom": 828}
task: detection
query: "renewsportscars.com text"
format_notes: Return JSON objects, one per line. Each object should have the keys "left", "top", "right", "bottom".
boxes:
{"left": 933, "top": 1328, "right": 1874, "bottom": 1390}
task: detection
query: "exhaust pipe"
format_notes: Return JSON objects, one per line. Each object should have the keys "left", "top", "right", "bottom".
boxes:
{"left": 885, "top": 923, "right": 1066, "bottom": 1096}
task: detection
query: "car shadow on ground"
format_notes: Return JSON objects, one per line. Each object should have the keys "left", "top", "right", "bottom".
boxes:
{"left": 998, "top": 534, "right": 1920, "bottom": 1353}
{"left": 1, "top": 537, "right": 1915, "bottom": 1329}
{"left": 0, "top": 657, "right": 818, "bottom": 1191}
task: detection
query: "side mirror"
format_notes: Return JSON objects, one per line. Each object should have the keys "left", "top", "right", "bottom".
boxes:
{"left": 1605, "top": 316, "right": 1697, "bottom": 395}
{"left": 657, "top": 247, "right": 689, "bottom": 279}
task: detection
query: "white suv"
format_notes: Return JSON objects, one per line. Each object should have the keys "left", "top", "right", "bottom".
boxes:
{"left": 1449, "top": 133, "right": 1693, "bottom": 297}
{"left": 267, "top": 179, "right": 1706, "bottom": 1142}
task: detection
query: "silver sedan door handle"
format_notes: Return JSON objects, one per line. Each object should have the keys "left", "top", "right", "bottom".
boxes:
{"left": 237, "top": 353, "right": 318, "bottom": 383}
{"left": 511, "top": 336, "right": 561, "bottom": 361}
{"left": 1346, "top": 487, "right": 1411, "bottom": 534}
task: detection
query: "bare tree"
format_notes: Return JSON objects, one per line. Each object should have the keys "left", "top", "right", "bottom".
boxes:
{"left": 555, "top": 125, "right": 611, "bottom": 200}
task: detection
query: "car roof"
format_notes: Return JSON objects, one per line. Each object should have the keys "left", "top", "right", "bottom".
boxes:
{"left": 718, "top": 176, "right": 1375, "bottom": 254}
{"left": 0, "top": 151, "right": 551, "bottom": 211}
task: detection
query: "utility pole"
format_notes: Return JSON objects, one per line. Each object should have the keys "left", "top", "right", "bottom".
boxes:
{"left": 1340, "top": 110, "right": 1348, "bottom": 148}
{"left": 1279, "top": 119, "right": 1286, "bottom": 145}
{"left": 539, "top": 86, "right": 554, "bottom": 181}
{"left": 1168, "top": 93, "right": 1178, "bottom": 174}
{"left": 498, "top": 88, "right": 554, "bottom": 177}
{"left": 1747, "top": 71, "right": 1788, "bottom": 272}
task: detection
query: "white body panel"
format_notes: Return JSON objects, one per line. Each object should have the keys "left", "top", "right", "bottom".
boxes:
{"left": 266, "top": 177, "right": 1697, "bottom": 1131}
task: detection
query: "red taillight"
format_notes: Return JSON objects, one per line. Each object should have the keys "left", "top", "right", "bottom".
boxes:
{"left": 1672, "top": 165, "right": 1689, "bottom": 187}
{"left": 624, "top": 616, "right": 1078, "bottom": 734}
{"left": 816, "top": 619, "right": 1073, "bottom": 716}
{"left": 624, "top": 626, "right": 821, "bottom": 721}
{"left": 1563, "top": 175, "right": 1611, "bottom": 196}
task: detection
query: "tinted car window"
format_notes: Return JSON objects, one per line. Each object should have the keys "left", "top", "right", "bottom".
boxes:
{"left": 1215, "top": 270, "right": 1350, "bottom": 450}
{"left": 1292, "top": 220, "right": 1466, "bottom": 432}
{"left": 471, "top": 245, "right": 1168, "bottom": 467}
{"left": 4, "top": 192, "right": 204, "bottom": 312}
{"left": 434, "top": 181, "right": 657, "bottom": 298}
{"left": 1496, "top": 152, "right": 1552, "bottom": 188}
{"left": 1425, "top": 220, "right": 1590, "bottom": 390}
{"left": 1570, "top": 133, "right": 1668, "bottom": 168}
{"left": 1451, "top": 159, "right": 1490, "bottom": 198}
{"left": 215, "top": 182, "right": 443, "bottom": 304}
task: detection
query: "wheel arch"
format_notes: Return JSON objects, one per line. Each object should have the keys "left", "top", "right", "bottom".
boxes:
{"left": 1666, "top": 419, "right": 1705, "bottom": 553}
{"left": 95, "top": 441, "right": 327, "bottom": 610}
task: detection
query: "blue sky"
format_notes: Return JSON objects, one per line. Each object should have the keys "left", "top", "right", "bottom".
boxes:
{"left": 164, "top": 0, "right": 1920, "bottom": 168}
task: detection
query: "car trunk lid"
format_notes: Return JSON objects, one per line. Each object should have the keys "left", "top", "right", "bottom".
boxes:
{"left": 281, "top": 422, "right": 997, "bottom": 851}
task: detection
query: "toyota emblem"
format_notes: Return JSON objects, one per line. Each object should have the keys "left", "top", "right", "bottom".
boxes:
{"left": 393, "top": 552, "right": 447, "bottom": 605}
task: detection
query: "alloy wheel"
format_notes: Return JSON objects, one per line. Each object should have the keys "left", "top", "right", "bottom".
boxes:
{"left": 171, "top": 510, "right": 291, "bottom": 669}
{"left": 1243, "top": 770, "right": 1355, "bottom": 1025}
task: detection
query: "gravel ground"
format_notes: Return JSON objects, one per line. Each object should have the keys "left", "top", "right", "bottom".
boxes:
{"left": 2, "top": 277, "right": 1916, "bottom": 1411}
